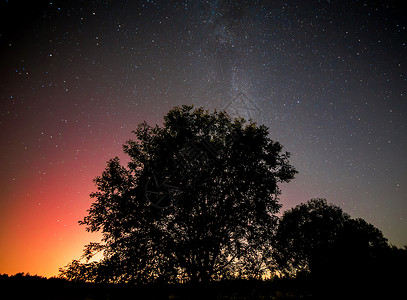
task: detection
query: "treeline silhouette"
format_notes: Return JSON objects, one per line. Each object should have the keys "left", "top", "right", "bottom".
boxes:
{"left": 3, "top": 231, "right": 407, "bottom": 300}
{"left": 0, "top": 272, "right": 318, "bottom": 299}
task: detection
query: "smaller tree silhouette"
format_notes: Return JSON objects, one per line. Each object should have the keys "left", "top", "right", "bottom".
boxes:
{"left": 273, "top": 198, "right": 390, "bottom": 281}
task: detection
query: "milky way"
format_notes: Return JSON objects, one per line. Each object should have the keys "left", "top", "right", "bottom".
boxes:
{"left": 0, "top": 0, "right": 406, "bottom": 277}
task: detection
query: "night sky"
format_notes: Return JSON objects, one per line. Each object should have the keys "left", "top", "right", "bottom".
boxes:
{"left": 1, "top": 0, "right": 406, "bottom": 277}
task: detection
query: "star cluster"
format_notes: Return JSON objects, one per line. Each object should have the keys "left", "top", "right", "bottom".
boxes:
{"left": 0, "top": 0, "right": 406, "bottom": 277}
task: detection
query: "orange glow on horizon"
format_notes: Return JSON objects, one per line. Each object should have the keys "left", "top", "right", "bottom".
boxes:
{"left": 0, "top": 161, "right": 103, "bottom": 278}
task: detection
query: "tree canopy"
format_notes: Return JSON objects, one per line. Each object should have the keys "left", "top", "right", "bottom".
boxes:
{"left": 60, "top": 105, "right": 297, "bottom": 284}
{"left": 272, "top": 198, "right": 390, "bottom": 279}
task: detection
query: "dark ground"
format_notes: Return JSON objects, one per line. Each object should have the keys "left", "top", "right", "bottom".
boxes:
{"left": 0, "top": 273, "right": 402, "bottom": 300}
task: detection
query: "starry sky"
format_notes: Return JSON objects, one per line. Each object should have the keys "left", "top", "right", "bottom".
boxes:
{"left": 1, "top": 0, "right": 406, "bottom": 277}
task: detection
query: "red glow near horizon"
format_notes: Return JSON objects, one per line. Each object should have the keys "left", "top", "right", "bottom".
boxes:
{"left": 0, "top": 95, "right": 165, "bottom": 277}
{"left": 0, "top": 163, "right": 101, "bottom": 277}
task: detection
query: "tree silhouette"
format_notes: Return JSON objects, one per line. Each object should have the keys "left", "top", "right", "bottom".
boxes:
{"left": 60, "top": 105, "right": 297, "bottom": 284}
{"left": 273, "top": 198, "right": 390, "bottom": 284}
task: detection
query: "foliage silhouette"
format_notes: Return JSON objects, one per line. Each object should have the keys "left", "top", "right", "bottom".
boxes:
{"left": 272, "top": 198, "right": 406, "bottom": 298}
{"left": 273, "top": 199, "right": 390, "bottom": 278}
{"left": 60, "top": 105, "right": 297, "bottom": 284}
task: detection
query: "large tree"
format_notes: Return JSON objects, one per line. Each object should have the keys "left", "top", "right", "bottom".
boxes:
{"left": 60, "top": 105, "right": 297, "bottom": 284}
